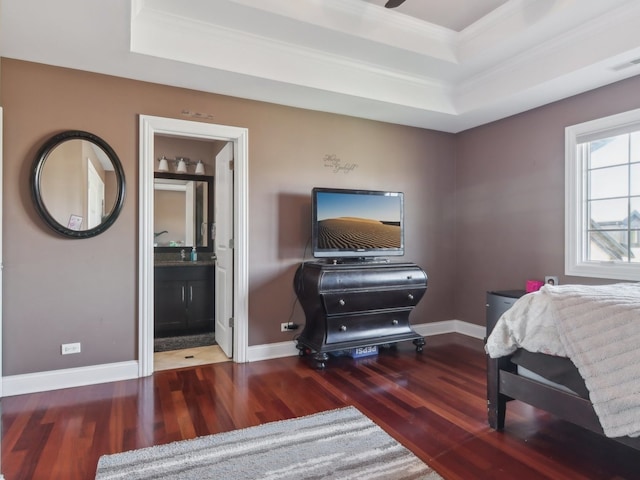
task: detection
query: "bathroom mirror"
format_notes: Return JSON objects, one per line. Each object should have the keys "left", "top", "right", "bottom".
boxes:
{"left": 31, "top": 130, "right": 126, "bottom": 238}
{"left": 154, "top": 172, "right": 214, "bottom": 252}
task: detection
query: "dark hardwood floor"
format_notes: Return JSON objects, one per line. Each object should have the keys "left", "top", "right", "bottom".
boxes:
{"left": 2, "top": 333, "right": 638, "bottom": 479}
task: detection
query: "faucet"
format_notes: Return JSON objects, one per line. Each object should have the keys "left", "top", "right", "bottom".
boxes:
{"left": 154, "top": 230, "right": 168, "bottom": 238}
{"left": 180, "top": 249, "right": 186, "bottom": 261}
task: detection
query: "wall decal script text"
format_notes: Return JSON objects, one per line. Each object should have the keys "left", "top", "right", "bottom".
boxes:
{"left": 324, "top": 154, "right": 358, "bottom": 174}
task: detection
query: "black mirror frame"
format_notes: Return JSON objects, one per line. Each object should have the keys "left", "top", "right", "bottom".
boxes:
{"left": 31, "top": 130, "right": 126, "bottom": 239}
{"left": 154, "top": 172, "right": 214, "bottom": 253}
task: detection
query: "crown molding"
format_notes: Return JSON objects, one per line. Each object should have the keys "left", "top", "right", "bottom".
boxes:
{"left": 131, "top": 5, "right": 458, "bottom": 114}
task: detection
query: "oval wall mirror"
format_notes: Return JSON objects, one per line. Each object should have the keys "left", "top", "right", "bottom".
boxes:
{"left": 31, "top": 130, "right": 126, "bottom": 238}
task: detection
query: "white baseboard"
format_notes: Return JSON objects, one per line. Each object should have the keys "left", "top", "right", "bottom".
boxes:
{"left": 413, "top": 319, "right": 485, "bottom": 340}
{"left": 2, "top": 361, "right": 139, "bottom": 397}
{"left": 247, "top": 341, "right": 300, "bottom": 362}
{"left": 1, "top": 321, "right": 483, "bottom": 395}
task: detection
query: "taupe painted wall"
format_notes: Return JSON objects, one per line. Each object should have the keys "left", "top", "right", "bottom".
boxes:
{"left": 1, "top": 59, "right": 456, "bottom": 376}
{"left": 6, "top": 57, "right": 637, "bottom": 376}
{"left": 454, "top": 74, "right": 640, "bottom": 325}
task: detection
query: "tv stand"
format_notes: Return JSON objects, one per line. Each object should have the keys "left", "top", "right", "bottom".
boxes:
{"left": 294, "top": 261, "right": 427, "bottom": 369}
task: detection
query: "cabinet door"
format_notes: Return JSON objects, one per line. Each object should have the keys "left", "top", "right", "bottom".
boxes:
{"left": 186, "top": 279, "right": 214, "bottom": 330}
{"left": 155, "top": 279, "right": 187, "bottom": 334}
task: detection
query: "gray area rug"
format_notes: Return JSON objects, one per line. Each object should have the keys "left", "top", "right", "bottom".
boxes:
{"left": 95, "top": 406, "right": 442, "bottom": 480}
{"left": 154, "top": 332, "right": 216, "bottom": 352}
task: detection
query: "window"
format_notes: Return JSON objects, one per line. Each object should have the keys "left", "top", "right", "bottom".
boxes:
{"left": 565, "top": 108, "right": 640, "bottom": 280}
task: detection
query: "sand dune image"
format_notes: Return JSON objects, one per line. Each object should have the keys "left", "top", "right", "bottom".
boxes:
{"left": 317, "top": 217, "right": 401, "bottom": 249}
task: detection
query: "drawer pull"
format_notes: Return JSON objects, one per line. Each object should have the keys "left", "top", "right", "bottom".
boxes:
{"left": 392, "top": 319, "right": 399, "bottom": 325}
{"left": 407, "top": 293, "right": 414, "bottom": 300}
{"left": 338, "top": 299, "right": 346, "bottom": 306}
{"left": 339, "top": 325, "right": 347, "bottom": 332}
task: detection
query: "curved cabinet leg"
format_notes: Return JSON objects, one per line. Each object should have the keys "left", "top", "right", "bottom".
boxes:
{"left": 313, "top": 352, "right": 329, "bottom": 369}
{"left": 413, "top": 337, "right": 425, "bottom": 353}
{"left": 296, "top": 342, "right": 308, "bottom": 357}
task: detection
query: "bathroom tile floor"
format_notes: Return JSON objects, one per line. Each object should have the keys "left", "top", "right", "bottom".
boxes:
{"left": 154, "top": 344, "right": 230, "bottom": 371}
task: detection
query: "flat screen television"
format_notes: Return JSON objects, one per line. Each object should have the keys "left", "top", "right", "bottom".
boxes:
{"left": 311, "top": 187, "right": 404, "bottom": 260}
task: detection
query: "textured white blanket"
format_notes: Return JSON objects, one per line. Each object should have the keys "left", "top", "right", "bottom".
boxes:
{"left": 486, "top": 283, "right": 640, "bottom": 438}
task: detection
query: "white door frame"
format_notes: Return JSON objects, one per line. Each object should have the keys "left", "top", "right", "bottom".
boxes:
{"left": 0, "top": 107, "right": 4, "bottom": 398}
{"left": 138, "top": 115, "right": 249, "bottom": 377}
{"left": 0, "top": 107, "right": 4, "bottom": 480}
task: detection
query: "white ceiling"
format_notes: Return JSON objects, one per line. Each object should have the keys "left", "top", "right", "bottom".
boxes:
{"left": 2, "top": 0, "right": 640, "bottom": 132}
{"left": 362, "top": 0, "right": 510, "bottom": 31}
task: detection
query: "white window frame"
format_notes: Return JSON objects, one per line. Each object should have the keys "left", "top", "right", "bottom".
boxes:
{"left": 565, "top": 107, "right": 640, "bottom": 281}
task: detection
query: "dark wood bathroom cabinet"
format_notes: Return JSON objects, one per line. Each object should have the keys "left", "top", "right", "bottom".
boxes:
{"left": 154, "top": 265, "right": 214, "bottom": 337}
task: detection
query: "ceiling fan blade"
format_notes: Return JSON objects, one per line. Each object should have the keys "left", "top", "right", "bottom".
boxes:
{"left": 385, "top": 0, "right": 407, "bottom": 8}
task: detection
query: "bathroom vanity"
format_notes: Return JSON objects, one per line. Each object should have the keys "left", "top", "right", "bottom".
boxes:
{"left": 154, "top": 262, "right": 214, "bottom": 337}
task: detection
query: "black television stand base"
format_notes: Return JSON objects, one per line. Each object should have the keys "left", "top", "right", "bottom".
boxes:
{"left": 294, "top": 261, "right": 428, "bottom": 369}
{"left": 297, "top": 338, "right": 426, "bottom": 369}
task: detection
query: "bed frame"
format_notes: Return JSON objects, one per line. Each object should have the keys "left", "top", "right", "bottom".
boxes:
{"left": 486, "top": 318, "right": 640, "bottom": 451}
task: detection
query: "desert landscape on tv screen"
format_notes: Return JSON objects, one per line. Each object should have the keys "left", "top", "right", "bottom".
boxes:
{"left": 316, "top": 192, "right": 401, "bottom": 250}
{"left": 317, "top": 217, "right": 401, "bottom": 249}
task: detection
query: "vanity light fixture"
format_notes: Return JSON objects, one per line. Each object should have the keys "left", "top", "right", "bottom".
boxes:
{"left": 157, "top": 156, "right": 199, "bottom": 174}
{"left": 176, "top": 157, "right": 188, "bottom": 173}
{"left": 157, "top": 156, "right": 169, "bottom": 172}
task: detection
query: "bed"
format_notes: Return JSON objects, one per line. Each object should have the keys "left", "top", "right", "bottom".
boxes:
{"left": 485, "top": 283, "right": 640, "bottom": 450}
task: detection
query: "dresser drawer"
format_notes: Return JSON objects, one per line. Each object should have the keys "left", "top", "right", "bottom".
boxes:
{"left": 321, "top": 287, "right": 424, "bottom": 314}
{"left": 325, "top": 311, "right": 412, "bottom": 345}
{"left": 319, "top": 265, "right": 426, "bottom": 291}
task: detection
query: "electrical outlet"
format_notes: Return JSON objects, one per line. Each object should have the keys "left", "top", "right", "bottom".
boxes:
{"left": 544, "top": 275, "right": 559, "bottom": 286}
{"left": 281, "top": 323, "right": 299, "bottom": 332}
{"left": 61, "top": 342, "right": 81, "bottom": 355}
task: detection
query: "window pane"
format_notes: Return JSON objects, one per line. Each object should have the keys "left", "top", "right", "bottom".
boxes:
{"left": 631, "top": 197, "right": 640, "bottom": 239}
{"left": 631, "top": 196, "right": 640, "bottom": 216}
{"left": 632, "top": 230, "right": 640, "bottom": 263}
{"left": 589, "top": 134, "right": 629, "bottom": 169}
{"left": 589, "top": 198, "right": 628, "bottom": 227}
{"left": 631, "top": 163, "right": 640, "bottom": 196}
{"left": 589, "top": 164, "right": 628, "bottom": 199}
{"left": 588, "top": 231, "right": 629, "bottom": 262}
{"left": 631, "top": 131, "right": 640, "bottom": 163}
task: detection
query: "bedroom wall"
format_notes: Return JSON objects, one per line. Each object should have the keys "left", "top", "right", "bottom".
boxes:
{"left": 454, "top": 74, "right": 640, "bottom": 326}
{"left": 1, "top": 58, "right": 457, "bottom": 376}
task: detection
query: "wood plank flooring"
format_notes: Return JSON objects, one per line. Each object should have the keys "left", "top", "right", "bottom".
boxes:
{"left": 2, "top": 333, "right": 638, "bottom": 480}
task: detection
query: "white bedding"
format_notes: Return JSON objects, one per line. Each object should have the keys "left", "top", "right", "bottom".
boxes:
{"left": 485, "top": 283, "right": 640, "bottom": 438}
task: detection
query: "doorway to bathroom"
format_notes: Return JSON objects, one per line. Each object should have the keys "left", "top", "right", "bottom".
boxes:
{"left": 138, "top": 115, "right": 249, "bottom": 377}
{"left": 153, "top": 135, "right": 226, "bottom": 370}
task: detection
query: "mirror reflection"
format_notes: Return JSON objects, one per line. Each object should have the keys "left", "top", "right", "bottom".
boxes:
{"left": 154, "top": 173, "right": 213, "bottom": 251}
{"left": 40, "top": 140, "right": 118, "bottom": 230}
{"left": 31, "top": 131, "right": 126, "bottom": 238}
